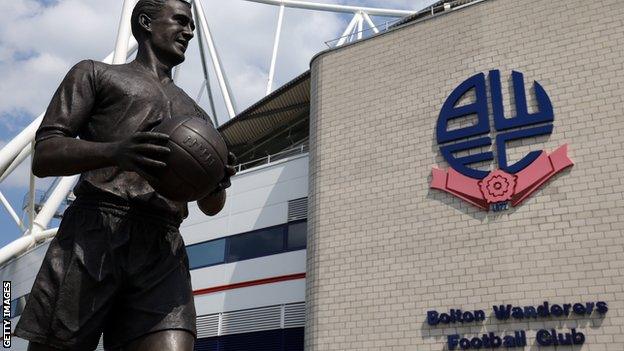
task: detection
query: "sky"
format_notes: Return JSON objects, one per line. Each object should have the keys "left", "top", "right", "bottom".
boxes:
{"left": 0, "top": 0, "right": 437, "bottom": 247}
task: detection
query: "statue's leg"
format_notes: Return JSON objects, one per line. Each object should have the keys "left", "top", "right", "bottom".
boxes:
{"left": 26, "top": 342, "right": 63, "bottom": 351}
{"left": 123, "top": 330, "right": 194, "bottom": 351}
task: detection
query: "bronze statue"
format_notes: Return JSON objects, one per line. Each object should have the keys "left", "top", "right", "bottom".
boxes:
{"left": 13, "top": 0, "right": 235, "bottom": 350}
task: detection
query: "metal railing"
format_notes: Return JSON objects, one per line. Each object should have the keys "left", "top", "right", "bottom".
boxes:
{"left": 325, "top": 18, "right": 400, "bottom": 48}
{"left": 325, "top": 0, "right": 481, "bottom": 48}
{"left": 236, "top": 143, "right": 309, "bottom": 173}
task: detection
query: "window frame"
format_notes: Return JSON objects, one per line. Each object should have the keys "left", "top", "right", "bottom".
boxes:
{"left": 186, "top": 219, "right": 307, "bottom": 270}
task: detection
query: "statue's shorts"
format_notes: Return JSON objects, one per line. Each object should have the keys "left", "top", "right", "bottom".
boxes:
{"left": 13, "top": 197, "right": 196, "bottom": 350}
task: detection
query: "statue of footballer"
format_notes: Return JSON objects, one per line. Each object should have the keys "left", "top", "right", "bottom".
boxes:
{"left": 13, "top": 0, "right": 236, "bottom": 350}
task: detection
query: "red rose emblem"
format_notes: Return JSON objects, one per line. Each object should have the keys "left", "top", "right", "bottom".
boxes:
{"left": 478, "top": 169, "right": 517, "bottom": 203}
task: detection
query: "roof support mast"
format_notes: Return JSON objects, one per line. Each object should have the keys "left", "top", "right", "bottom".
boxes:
{"left": 243, "top": 0, "right": 414, "bottom": 17}
{"left": 112, "top": 0, "right": 138, "bottom": 64}
{"left": 194, "top": 0, "right": 238, "bottom": 120}
{"left": 356, "top": 11, "right": 363, "bottom": 40}
{"left": 192, "top": 1, "right": 219, "bottom": 125}
{"left": 361, "top": 12, "right": 379, "bottom": 34}
{"left": 266, "top": 3, "right": 285, "bottom": 95}
{"left": 335, "top": 13, "right": 360, "bottom": 47}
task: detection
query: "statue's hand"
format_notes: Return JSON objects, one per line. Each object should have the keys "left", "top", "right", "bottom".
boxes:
{"left": 217, "top": 152, "right": 238, "bottom": 191}
{"left": 112, "top": 131, "right": 170, "bottom": 184}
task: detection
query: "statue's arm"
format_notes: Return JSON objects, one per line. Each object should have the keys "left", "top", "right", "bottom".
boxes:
{"left": 32, "top": 131, "right": 169, "bottom": 179}
{"left": 32, "top": 138, "right": 117, "bottom": 177}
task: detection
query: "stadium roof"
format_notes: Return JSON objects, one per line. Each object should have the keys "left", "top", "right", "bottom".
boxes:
{"left": 218, "top": 71, "right": 310, "bottom": 160}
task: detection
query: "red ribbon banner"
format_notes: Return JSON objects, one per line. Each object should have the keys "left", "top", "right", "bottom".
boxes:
{"left": 430, "top": 145, "right": 573, "bottom": 210}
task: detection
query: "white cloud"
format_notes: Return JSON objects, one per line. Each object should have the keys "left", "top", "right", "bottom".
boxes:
{"left": 0, "top": 53, "right": 67, "bottom": 119}
{"left": 0, "top": 0, "right": 120, "bottom": 122}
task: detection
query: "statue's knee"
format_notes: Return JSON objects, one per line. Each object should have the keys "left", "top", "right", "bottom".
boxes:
{"left": 125, "top": 330, "right": 195, "bottom": 351}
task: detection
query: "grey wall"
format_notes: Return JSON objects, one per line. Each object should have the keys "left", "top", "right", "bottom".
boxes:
{"left": 307, "top": 0, "right": 624, "bottom": 349}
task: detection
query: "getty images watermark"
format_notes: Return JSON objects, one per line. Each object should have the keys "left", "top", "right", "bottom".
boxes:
{"left": 2, "top": 281, "right": 10, "bottom": 348}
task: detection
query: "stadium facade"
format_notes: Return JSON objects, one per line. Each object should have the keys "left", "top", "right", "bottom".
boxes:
{"left": 306, "top": 0, "right": 623, "bottom": 349}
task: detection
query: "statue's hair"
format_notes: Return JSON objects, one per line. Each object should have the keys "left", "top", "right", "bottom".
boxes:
{"left": 131, "top": 0, "right": 191, "bottom": 39}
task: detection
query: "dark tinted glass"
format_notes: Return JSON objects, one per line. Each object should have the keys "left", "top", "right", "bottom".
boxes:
{"left": 287, "top": 221, "right": 307, "bottom": 249}
{"left": 187, "top": 238, "right": 226, "bottom": 269}
{"left": 227, "top": 226, "right": 285, "bottom": 262}
{"left": 198, "top": 327, "right": 304, "bottom": 351}
{"left": 11, "top": 293, "right": 29, "bottom": 318}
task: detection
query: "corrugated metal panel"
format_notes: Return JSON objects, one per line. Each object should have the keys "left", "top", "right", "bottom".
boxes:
{"left": 197, "top": 313, "right": 220, "bottom": 338}
{"left": 194, "top": 302, "right": 305, "bottom": 340}
{"left": 288, "top": 197, "right": 307, "bottom": 221}
{"left": 221, "top": 305, "right": 282, "bottom": 335}
{"left": 284, "top": 302, "right": 305, "bottom": 328}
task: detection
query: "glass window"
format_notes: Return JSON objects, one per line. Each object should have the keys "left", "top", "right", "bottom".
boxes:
{"left": 227, "top": 226, "right": 285, "bottom": 262}
{"left": 10, "top": 294, "right": 29, "bottom": 318}
{"left": 187, "top": 238, "right": 226, "bottom": 269}
{"left": 287, "top": 221, "right": 307, "bottom": 249}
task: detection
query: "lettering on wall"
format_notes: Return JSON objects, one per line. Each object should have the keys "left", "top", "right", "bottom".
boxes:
{"left": 426, "top": 301, "right": 608, "bottom": 349}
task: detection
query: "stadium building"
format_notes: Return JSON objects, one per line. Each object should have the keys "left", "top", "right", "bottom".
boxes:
{"left": 1, "top": 0, "right": 623, "bottom": 350}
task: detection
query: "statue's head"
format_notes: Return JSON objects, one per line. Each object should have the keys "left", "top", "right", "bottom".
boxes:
{"left": 131, "top": 0, "right": 194, "bottom": 66}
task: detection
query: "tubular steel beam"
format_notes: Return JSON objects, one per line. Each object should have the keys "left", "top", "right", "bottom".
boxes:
{"left": 243, "top": 0, "right": 414, "bottom": 17}
{"left": 356, "top": 12, "right": 363, "bottom": 39}
{"left": 27, "top": 142, "right": 35, "bottom": 234}
{"left": 0, "top": 191, "right": 24, "bottom": 230}
{"left": 362, "top": 12, "right": 380, "bottom": 34}
{"left": 31, "top": 175, "right": 79, "bottom": 234}
{"left": 192, "top": 2, "right": 219, "bottom": 125}
{"left": 266, "top": 4, "right": 285, "bottom": 95}
{"left": 195, "top": 0, "right": 237, "bottom": 119}
{"left": 112, "top": 0, "right": 138, "bottom": 64}
{"left": 0, "top": 144, "right": 31, "bottom": 183}
{"left": 335, "top": 13, "right": 360, "bottom": 47}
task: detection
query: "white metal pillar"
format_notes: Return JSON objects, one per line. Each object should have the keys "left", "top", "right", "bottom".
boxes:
{"left": 266, "top": 4, "right": 285, "bottom": 95}
{"left": 0, "top": 117, "right": 43, "bottom": 178}
{"left": 27, "top": 142, "right": 36, "bottom": 235}
{"left": 243, "top": 0, "right": 414, "bottom": 17}
{"left": 172, "top": 65, "right": 181, "bottom": 83}
{"left": 336, "top": 13, "right": 360, "bottom": 47}
{"left": 362, "top": 12, "right": 379, "bottom": 34}
{"left": 192, "top": 1, "right": 218, "bottom": 125}
{"left": 0, "top": 145, "right": 31, "bottom": 183}
{"left": 356, "top": 12, "right": 363, "bottom": 40}
{"left": 194, "top": 0, "right": 237, "bottom": 119}
{"left": 112, "top": 0, "right": 138, "bottom": 64}
{"left": 31, "top": 175, "right": 79, "bottom": 234}
{"left": 0, "top": 192, "right": 23, "bottom": 230}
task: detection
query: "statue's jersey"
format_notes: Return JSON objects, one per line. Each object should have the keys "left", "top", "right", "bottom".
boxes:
{"left": 36, "top": 59, "right": 213, "bottom": 221}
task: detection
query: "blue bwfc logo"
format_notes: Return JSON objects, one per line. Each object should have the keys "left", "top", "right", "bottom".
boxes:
{"left": 430, "top": 70, "right": 573, "bottom": 211}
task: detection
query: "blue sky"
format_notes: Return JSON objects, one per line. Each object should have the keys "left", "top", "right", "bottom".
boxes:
{"left": 0, "top": 0, "right": 436, "bottom": 248}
